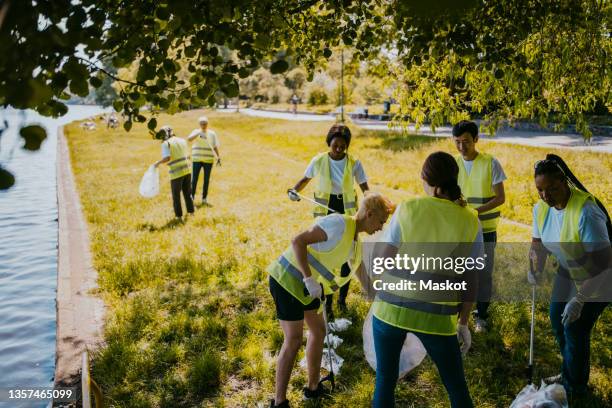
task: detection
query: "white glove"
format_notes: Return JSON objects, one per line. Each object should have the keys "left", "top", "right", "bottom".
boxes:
{"left": 457, "top": 324, "right": 472, "bottom": 355}
{"left": 287, "top": 189, "right": 300, "bottom": 202}
{"left": 303, "top": 276, "right": 322, "bottom": 299}
{"left": 527, "top": 269, "right": 538, "bottom": 286}
{"left": 561, "top": 296, "right": 584, "bottom": 326}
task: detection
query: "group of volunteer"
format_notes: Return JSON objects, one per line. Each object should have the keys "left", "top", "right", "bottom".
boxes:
{"left": 267, "top": 121, "right": 611, "bottom": 408}
{"left": 153, "top": 116, "right": 221, "bottom": 219}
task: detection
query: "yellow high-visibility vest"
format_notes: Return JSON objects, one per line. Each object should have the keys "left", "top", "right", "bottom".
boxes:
{"left": 166, "top": 137, "right": 191, "bottom": 180}
{"left": 267, "top": 215, "right": 362, "bottom": 304}
{"left": 456, "top": 153, "right": 501, "bottom": 233}
{"left": 312, "top": 152, "right": 357, "bottom": 217}
{"left": 535, "top": 187, "right": 599, "bottom": 282}
{"left": 192, "top": 130, "right": 216, "bottom": 163}
{"left": 372, "top": 196, "right": 479, "bottom": 336}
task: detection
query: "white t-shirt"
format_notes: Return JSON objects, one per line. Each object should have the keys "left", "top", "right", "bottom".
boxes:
{"left": 189, "top": 129, "right": 220, "bottom": 148}
{"left": 461, "top": 156, "right": 507, "bottom": 186}
{"left": 304, "top": 154, "right": 368, "bottom": 194}
{"left": 532, "top": 200, "right": 610, "bottom": 268}
{"left": 310, "top": 214, "right": 357, "bottom": 261}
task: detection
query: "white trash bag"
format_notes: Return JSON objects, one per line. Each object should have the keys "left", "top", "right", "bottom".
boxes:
{"left": 363, "top": 309, "right": 427, "bottom": 379}
{"left": 299, "top": 348, "right": 344, "bottom": 374}
{"left": 510, "top": 381, "right": 568, "bottom": 408}
{"left": 328, "top": 318, "right": 352, "bottom": 332}
{"left": 139, "top": 165, "right": 159, "bottom": 198}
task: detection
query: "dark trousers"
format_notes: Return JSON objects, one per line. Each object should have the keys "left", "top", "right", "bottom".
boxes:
{"left": 476, "top": 231, "right": 497, "bottom": 319}
{"left": 325, "top": 194, "right": 351, "bottom": 312}
{"left": 372, "top": 316, "right": 473, "bottom": 408}
{"left": 170, "top": 174, "right": 194, "bottom": 217}
{"left": 192, "top": 161, "right": 213, "bottom": 199}
{"left": 549, "top": 271, "right": 609, "bottom": 394}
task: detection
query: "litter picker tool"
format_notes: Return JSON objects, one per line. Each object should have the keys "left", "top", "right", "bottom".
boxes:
{"left": 287, "top": 189, "right": 337, "bottom": 214}
{"left": 527, "top": 266, "right": 537, "bottom": 385}
{"left": 320, "top": 295, "right": 336, "bottom": 391}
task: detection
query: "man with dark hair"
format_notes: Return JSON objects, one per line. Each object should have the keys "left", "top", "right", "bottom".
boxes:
{"left": 452, "top": 120, "right": 506, "bottom": 332}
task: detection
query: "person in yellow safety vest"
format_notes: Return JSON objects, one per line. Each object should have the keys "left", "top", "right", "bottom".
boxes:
{"left": 452, "top": 120, "right": 506, "bottom": 333}
{"left": 153, "top": 125, "right": 194, "bottom": 219}
{"left": 268, "top": 192, "right": 394, "bottom": 408}
{"left": 288, "top": 124, "right": 370, "bottom": 319}
{"left": 187, "top": 116, "right": 221, "bottom": 206}
{"left": 528, "top": 154, "right": 611, "bottom": 397}
{"left": 370, "top": 152, "right": 483, "bottom": 408}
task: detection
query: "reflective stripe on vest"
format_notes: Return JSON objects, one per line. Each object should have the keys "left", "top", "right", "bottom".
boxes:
{"left": 312, "top": 152, "right": 358, "bottom": 217}
{"left": 192, "top": 131, "right": 215, "bottom": 163}
{"left": 166, "top": 137, "right": 191, "bottom": 180}
{"left": 535, "top": 188, "right": 596, "bottom": 282}
{"left": 456, "top": 153, "right": 500, "bottom": 232}
{"left": 372, "top": 196, "right": 479, "bottom": 336}
{"left": 267, "top": 215, "right": 361, "bottom": 304}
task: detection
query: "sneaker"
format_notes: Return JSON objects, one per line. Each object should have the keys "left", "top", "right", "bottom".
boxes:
{"left": 544, "top": 373, "right": 563, "bottom": 385}
{"left": 474, "top": 316, "right": 488, "bottom": 333}
{"left": 303, "top": 382, "right": 329, "bottom": 400}
{"left": 269, "top": 399, "right": 290, "bottom": 408}
{"left": 202, "top": 198, "right": 209, "bottom": 205}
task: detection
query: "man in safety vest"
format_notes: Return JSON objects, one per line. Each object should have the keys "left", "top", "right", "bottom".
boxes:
{"left": 187, "top": 116, "right": 221, "bottom": 206}
{"left": 154, "top": 125, "right": 194, "bottom": 219}
{"left": 452, "top": 120, "right": 506, "bottom": 332}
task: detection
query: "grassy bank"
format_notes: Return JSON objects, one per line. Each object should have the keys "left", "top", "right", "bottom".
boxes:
{"left": 64, "top": 110, "right": 611, "bottom": 407}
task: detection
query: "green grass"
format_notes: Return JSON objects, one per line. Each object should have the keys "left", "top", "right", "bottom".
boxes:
{"left": 65, "top": 111, "right": 611, "bottom": 407}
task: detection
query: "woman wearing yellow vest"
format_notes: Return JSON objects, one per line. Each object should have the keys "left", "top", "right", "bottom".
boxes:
{"left": 187, "top": 116, "right": 221, "bottom": 206}
{"left": 288, "top": 124, "right": 369, "bottom": 318}
{"left": 371, "top": 152, "right": 482, "bottom": 408}
{"left": 153, "top": 125, "right": 194, "bottom": 219}
{"left": 268, "top": 192, "right": 393, "bottom": 408}
{"left": 529, "top": 154, "right": 611, "bottom": 397}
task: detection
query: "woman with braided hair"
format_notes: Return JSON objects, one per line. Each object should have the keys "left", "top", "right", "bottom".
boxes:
{"left": 529, "top": 154, "right": 611, "bottom": 396}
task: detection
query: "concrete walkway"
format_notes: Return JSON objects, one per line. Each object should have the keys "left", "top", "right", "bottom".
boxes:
{"left": 222, "top": 108, "right": 612, "bottom": 153}
{"left": 55, "top": 127, "right": 105, "bottom": 388}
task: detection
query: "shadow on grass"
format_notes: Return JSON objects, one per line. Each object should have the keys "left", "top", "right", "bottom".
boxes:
{"left": 361, "top": 130, "right": 444, "bottom": 152}
{"left": 137, "top": 217, "right": 185, "bottom": 232}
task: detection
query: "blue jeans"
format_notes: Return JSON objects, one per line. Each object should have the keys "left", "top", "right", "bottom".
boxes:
{"left": 372, "top": 316, "right": 473, "bottom": 408}
{"left": 549, "top": 272, "right": 609, "bottom": 394}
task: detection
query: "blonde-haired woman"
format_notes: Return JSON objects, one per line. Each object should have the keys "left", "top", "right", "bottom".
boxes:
{"left": 268, "top": 192, "right": 394, "bottom": 408}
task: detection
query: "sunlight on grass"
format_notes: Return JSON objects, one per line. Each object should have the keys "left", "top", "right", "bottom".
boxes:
{"left": 64, "top": 110, "right": 611, "bottom": 407}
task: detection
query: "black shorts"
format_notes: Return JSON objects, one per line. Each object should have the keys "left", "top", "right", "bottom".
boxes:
{"left": 269, "top": 276, "right": 320, "bottom": 321}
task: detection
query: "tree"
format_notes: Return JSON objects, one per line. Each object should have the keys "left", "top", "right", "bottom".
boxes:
{"left": 381, "top": 0, "right": 611, "bottom": 137}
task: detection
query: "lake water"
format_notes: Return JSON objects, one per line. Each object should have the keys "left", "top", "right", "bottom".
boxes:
{"left": 0, "top": 105, "right": 107, "bottom": 407}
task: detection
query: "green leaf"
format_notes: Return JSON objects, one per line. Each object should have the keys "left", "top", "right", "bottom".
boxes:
{"left": 223, "top": 81, "right": 239, "bottom": 97}
{"left": 0, "top": 166, "right": 15, "bottom": 190}
{"left": 113, "top": 100, "right": 123, "bottom": 112}
{"left": 69, "top": 78, "right": 89, "bottom": 97}
{"left": 123, "top": 120, "right": 132, "bottom": 132}
{"left": 270, "top": 59, "right": 289, "bottom": 74}
{"left": 19, "top": 125, "right": 47, "bottom": 151}
{"left": 323, "top": 48, "right": 333, "bottom": 58}
{"left": 89, "top": 77, "right": 103, "bottom": 88}
{"left": 147, "top": 118, "right": 157, "bottom": 130}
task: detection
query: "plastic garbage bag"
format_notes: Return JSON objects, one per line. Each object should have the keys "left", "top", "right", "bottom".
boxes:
{"left": 300, "top": 348, "right": 344, "bottom": 374}
{"left": 139, "top": 165, "right": 159, "bottom": 198}
{"left": 324, "top": 333, "right": 343, "bottom": 348}
{"left": 328, "top": 318, "right": 352, "bottom": 332}
{"left": 510, "top": 381, "right": 568, "bottom": 408}
{"left": 363, "top": 309, "right": 427, "bottom": 379}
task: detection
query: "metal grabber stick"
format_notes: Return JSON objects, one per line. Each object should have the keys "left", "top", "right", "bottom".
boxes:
{"left": 320, "top": 294, "right": 336, "bottom": 391}
{"left": 288, "top": 189, "right": 337, "bottom": 214}
{"left": 527, "top": 266, "right": 537, "bottom": 385}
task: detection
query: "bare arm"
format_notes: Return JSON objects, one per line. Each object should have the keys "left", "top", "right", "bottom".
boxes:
{"left": 529, "top": 237, "right": 549, "bottom": 273}
{"left": 476, "top": 182, "right": 505, "bottom": 214}
{"left": 187, "top": 132, "right": 198, "bottom": 142}
{"left": 291, "top": 225, "right": 328, "bottom": 278}
{"left": 154, "top": 156, "right": 170, "bottom": 167}
{"left": 292, "top": 176, "right": 311, "bottom": 192}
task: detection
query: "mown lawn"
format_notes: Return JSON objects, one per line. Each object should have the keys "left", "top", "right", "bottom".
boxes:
{"left": 65, "top": 111, "right": 611, "bottom": 407}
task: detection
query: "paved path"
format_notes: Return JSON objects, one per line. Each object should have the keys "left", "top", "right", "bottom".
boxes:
{"left": 55, "top": 127, "right": 105, "bottom": 387}
{"left": 224, "top": 108, "right": 612, "bottom": 153}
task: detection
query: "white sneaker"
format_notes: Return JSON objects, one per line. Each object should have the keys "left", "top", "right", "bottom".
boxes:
{"left": 474, "top": 317, "right": 488, "bottom": 333}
